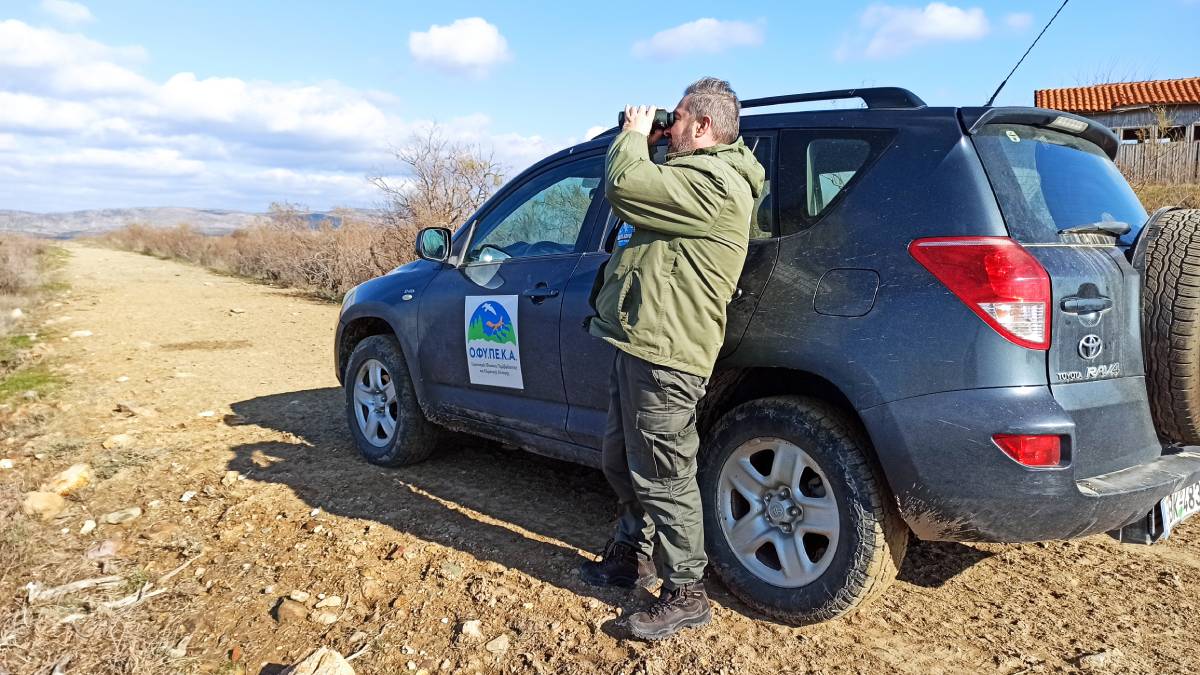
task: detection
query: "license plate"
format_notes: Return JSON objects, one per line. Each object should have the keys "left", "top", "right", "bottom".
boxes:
{"left": 1159, "top": 481, "right": 1200, "bottom": 537}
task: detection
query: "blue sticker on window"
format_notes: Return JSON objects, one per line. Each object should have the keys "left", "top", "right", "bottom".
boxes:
{"left": 615, "top": 223, "right": 635, "bottom": 248}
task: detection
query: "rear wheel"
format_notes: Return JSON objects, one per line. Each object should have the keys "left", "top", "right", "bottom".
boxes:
{"left": 699, "top": 396, "right": 907, "bottom": 624}
{"left": 1142, "top": 208, "right": 1200, "bottom": 444}
{"left": 344, "top": 335, "right": 439, "bottom": 466}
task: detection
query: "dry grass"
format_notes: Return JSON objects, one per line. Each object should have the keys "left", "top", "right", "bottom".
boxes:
{"left": 100, "top": 210, "right": 419, "bottom": 301}
{"left": 1132, "top": 183, "right": 1200, "bottom": 211}
{"left": 0, "top": 234, "right": 48, "bottom": 296}
{"left": 0, "top": 235, "right": 57, "bottom": 337}
{"left": 0, "top": 511, "right": 188, "bottom": 675}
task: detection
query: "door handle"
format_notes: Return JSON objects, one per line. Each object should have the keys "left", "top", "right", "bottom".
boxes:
{"left": 521, "top": 286, "right": 560, "bottom": 303}
{"left": 1060, "top": 296, "right": 1112, "bottom": 314}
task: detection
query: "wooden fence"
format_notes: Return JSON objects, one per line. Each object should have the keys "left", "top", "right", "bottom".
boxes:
{"left": 1116, "top": 142, "right": 1200, "bottom": 184}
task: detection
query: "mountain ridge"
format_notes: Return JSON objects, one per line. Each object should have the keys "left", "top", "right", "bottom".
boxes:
{"left": 0, "top": 207, "right": 375, "bottom": 239}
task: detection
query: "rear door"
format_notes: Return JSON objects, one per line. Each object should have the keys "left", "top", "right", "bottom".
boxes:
{"left": 560, "top": 133, "right": 779, "bottom": 449}
{"left": 971, "top": 121, "right": 1159, "bottom": 476}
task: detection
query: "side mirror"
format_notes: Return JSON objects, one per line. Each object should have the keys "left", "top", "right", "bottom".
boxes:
{"left": 415, "top": 227, "right": 451, "bottom": 263}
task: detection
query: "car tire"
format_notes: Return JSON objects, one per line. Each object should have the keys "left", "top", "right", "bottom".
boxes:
{"left": 1142, "top": 208, "right": 1200, "bottom": 444}
{"left": 698, "top": 395, "right": 908, "bottom": 625}
{"left": 344, "top": 334, "right": 439, "bottom": 466}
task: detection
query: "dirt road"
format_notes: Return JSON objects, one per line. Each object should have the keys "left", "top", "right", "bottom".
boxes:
{"left": 3, "top": 244, "right": 1200, "bottom": 674}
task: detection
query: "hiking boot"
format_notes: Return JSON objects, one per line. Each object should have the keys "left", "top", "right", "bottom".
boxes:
{"left": 627, "top": 582, "right": 712, "bottom": 641}
{"left": 579, "top": 539, "right": 657, "bottom": 589}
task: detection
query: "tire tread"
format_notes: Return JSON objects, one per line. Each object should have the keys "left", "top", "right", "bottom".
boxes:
{"left": 1143, "top": 209, "right": 1200, "bottom": 444}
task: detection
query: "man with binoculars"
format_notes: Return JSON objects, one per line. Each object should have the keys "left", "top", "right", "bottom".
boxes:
{"left": 582, "top": 77, "right": 765, "bottom": 640}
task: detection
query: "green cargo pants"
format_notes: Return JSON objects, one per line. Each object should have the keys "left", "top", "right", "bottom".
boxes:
{"left": 602, "top": 350, "right": 709, "bottom": 589}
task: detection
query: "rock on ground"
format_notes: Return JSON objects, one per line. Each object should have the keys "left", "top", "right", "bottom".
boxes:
{"left": 459, "top": 620, "right": 484, "bottom": 641}
{"left": 485, "top": 634, "right": 511, "bottom": 655}
{"left": 41, "top": 463, "right": 93, "bottom": 496}
{"left": 100, "top": 506, "right": 142, "bottom": 524}
{"left": 282, "top": 647, "right": 356, "bottom": 675}
{"left": 22, "top": 491, "right": 66, "bottom": 520}
{"left": 274, "top": 598, "right": 308, "bottom": 624}
{"left": 102, "top": 434, "right": 134, "bottom": 450}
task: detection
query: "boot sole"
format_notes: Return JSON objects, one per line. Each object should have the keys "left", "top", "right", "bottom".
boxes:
{"left": 628, "top": 606, "right": 712, "bottom": 641}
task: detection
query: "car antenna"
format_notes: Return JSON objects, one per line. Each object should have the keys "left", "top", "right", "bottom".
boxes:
{"left": 984, "top": 0, "right": 1070, "bottom": 107}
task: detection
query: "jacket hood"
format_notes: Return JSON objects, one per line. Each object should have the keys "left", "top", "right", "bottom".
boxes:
{"left": 668, "top": 138, "right": 766, "bottom": 199}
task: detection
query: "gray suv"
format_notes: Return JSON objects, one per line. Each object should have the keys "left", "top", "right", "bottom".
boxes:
{"left": 335, "top": 87, "right": 1200, "bottom": 624}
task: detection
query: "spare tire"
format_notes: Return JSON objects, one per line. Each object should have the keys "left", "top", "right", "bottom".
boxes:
{"left": 1141, "top": 208, "right": 1200, "bottom": 444}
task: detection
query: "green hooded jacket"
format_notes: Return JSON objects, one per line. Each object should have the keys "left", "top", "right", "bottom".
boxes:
{"left": 588, "top": 129, "right": 766, "bottom": 378}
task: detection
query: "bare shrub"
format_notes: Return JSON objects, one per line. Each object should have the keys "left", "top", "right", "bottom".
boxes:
{"left": 102, "top": 211, "right": 413, "bottom": 300}
{"left": 371, "top": 127, "right": 504, "bottom": 231}
{"left": 0, "top": 234, "right": 47, "bottom": 295}
{"left": 103, "top": 126, "right": 507, "bottom": 300}
{"left": 370, "top": 126, "right": 505, "bottom": 266}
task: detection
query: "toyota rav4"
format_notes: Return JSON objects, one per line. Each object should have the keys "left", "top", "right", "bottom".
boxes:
{"left": 334, "top": 87, "right": 1200, "bottom": 624}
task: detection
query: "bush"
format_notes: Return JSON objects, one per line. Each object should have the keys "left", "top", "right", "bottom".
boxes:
{"left": 101, "top": 207, "right": 421, "bottom": 300}
{"left": 0, "top": 234, "right": 47, "bottom": 295}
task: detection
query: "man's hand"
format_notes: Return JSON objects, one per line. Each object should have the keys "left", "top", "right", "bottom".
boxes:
{"left": 622, "top": 105, "right": 655, "bottom": 137}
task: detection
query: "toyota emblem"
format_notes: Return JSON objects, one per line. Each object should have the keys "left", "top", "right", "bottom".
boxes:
{"left": 1078, "top": 334, "right": 1103, "bottom": 360}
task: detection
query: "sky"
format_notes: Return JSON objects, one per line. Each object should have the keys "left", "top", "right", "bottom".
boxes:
{"left": 1, "top": 0, "right": 1198, "bottom": 213}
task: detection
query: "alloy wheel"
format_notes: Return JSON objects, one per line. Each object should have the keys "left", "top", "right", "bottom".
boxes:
{"left": 717, "top": 437, "right": 840, "bottom": 587}
{"left": 352, "top": 358, "right": 399, "bottom": 447}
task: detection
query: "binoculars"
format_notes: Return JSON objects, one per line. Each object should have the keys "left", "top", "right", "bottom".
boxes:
{"left": 617, "top": 108, "right": 675, "bottom": 130}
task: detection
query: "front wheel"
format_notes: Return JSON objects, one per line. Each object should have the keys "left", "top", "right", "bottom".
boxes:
{"left": 344, "top": 334, "right": 439, "bottom": 466}
{"left": 699, "top": 396, "right": 907, "bottom": 624}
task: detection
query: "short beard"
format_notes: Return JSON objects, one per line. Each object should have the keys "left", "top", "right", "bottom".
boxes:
{"left": 667, "top": 134, "right": 695, "bottom": 155}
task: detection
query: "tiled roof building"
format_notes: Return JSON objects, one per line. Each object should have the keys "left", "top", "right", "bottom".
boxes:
{"left": 1034, "top": 77, "right": 1200, "bottom": 145}
{"left": 1035, "top": 77, "right": 1200, "bottom": 114}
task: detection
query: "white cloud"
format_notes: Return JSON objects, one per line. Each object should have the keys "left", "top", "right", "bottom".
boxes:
{"left": 632, "top": 18, "right": 765, "bottom": 59}
{"left": 0, "top": 92, "right": 98, "bottom": 131}
{"left": 39, "top": 0, "right": 94, "bottom": 24}
{"left": 408, "top": 17, "right": 511, "bottom": 77}
{"left": 1005, "top": 12, "right": 1033, "bottom": 31}
{"left": 836, "top": 3, "right": 989, "bottom": 61}
{"left": 0, "top": 20, "right": 561, "bottom": 212}
{"left": 583, "top": 126, "right": 606, "bottom": 141}
{"left": 0, "top": 20, "right": 148, "bottom": 97}
{"left": 43, "top": 148, "right": 205, "bottom": 176}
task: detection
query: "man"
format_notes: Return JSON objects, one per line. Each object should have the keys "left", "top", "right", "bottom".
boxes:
{"left": 581, "top": 77, "right": 765, "bottom": 640}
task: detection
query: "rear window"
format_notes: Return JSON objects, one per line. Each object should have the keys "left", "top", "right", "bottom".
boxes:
{"left": 973, "top": 124, "right": 1146, "bottom": 243}
{"left": 778, "top": 129, "right": 894, "bottom": 235}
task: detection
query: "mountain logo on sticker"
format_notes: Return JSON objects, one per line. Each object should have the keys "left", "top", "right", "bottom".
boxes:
{"left": 467, "top": 302, "right": 516, "bottom": 345}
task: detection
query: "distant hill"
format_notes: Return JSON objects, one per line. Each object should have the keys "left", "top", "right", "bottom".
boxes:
{"left": 0, "top": 207, "right": 377, "bottom": 239}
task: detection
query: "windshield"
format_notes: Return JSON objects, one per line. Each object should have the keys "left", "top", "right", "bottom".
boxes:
{"left": 973, "top": 124, "right": 1146, "bottom": 244}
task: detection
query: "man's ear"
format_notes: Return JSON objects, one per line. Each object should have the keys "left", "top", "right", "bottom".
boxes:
{"left": 696, "top": 115, "right": 713, "bottom": 138}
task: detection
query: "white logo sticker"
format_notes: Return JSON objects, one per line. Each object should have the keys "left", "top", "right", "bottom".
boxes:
{"left": 1005, "top": 130, "right": 1021, "bottom": 143}
{"left": 615, "top": 222, "right": 635, "bottom": 248}
{"left": 464, "top": 295, "right": 523, "bottom": 389}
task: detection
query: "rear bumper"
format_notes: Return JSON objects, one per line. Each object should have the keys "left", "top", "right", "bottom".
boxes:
{"left": 860, "top": 385, "right": 1200, "bottom": 542}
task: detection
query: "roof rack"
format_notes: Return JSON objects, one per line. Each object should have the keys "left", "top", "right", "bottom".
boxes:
{"left": 594, "top": 87, "right": 925, "bottom": 138}
{"left": 741, "top": 87, "right": 926, "bottom": 110}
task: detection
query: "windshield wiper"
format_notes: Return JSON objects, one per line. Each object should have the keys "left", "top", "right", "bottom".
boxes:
{"left": 1057, "top": 221, "right": 1131, "bottom": 236}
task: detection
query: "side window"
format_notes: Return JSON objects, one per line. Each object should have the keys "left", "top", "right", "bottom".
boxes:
{"left": 466, "top": 156, "right": 604, "bottom": 263}
{"left": 778, "top": 130, "right": 894, "bottom": 236}
{"left": 743, "top": 135, "right": 775, "bottom": 239}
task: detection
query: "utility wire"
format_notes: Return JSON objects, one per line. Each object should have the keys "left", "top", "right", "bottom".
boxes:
{"left": 984, "top": 0, "right": 1070, "bottom": 107}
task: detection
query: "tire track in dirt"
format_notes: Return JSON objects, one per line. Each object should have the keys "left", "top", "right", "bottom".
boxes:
{"left": 4, "top": 243, "right": 1199, "bottom": 674}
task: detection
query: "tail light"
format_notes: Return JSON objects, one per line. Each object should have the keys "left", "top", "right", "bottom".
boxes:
{"left": 909, "top": 237, "right": 1050, "bottom": 350}
{"left": 993, "top": 434, "right": 1063, "bottom": 467}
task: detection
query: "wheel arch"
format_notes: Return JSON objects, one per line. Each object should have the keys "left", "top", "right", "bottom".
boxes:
{"left": 337, "top": 316, "right": 396, "bottom": 384}
{"left": 699, "top": 367, "right": 881, "bottom": 471}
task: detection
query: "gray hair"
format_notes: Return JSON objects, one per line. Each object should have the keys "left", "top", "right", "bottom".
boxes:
{"left": 683, "top": 77, "right": 740, "bottom": 144}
